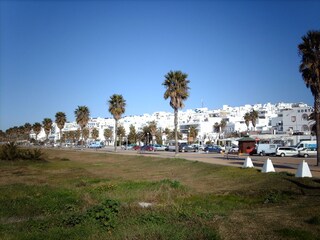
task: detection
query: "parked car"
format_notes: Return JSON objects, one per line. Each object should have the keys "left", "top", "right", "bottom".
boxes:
{"left": 140, "top": 145, "right": 155, "bottom": 151}
{"left": 152, "top": 144, "right": 166, "bottom": 151}
{"left": 179, "top": 143, "right": 197, "bottom": 152}
{"left": 122, "top": 144, "right": 136, "bottom": 150}
{"left": 276, "top": 147, "right": 298, "bottom": 157}
{"left": 204, "top": 145, "right": 222, "bottom": 153}
{"left": 298, "top": 148, "right": 317, "bottom": 158}
{"left": 133, "top": 145, "right": 141, "bottom": 151}
{"left": 88, "top": 142, "right": 102, "bottom": 148}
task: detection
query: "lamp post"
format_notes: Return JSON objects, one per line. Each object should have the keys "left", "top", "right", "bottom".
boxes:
{"left": 147, "top": 132, "right": 149, "bottom": 145}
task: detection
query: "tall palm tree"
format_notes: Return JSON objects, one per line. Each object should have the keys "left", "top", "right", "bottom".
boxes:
{"left": 42, "top": 118, "right": 53, "bottom": 142}
{"left": 298, "top": 30, "right": 320, "bottom": 166}
{"left": 32, "top": 122, "right": 42, "bottom": 141}
{"left": 55, "top": 112, "right": 67, "bottom": 146}
{"left": 163, "top": 70, "right": 190, "bottom": 155}
{"left": 108, "top": 94, "right": 126, "bottom": 152}
{"left": 74, "top": 106, "right": 90, "bottom": 147}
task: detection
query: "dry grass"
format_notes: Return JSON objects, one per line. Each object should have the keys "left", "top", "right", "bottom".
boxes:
{"left": 1, "top": 148, "right": 320, "bottom": 239}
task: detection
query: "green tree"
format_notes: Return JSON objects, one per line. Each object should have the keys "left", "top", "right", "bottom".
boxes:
{"left": 74, "top": 106, "right": 90, "bottom": 147}
{"left": 244, "top": 112, "right": 251, "bottom": 131}
{"left": 148, "top": 121, "right": 157, "bottom": 145}
{"left": 104, "top": 128, "right": 113, "bottom": 145}
{"left": 128, "top": 124, "right": 137, "bottom": 144}
{"left": 117, "top": 125, "right": 126, "bottom": 147}
{"left": 42, "top": 118, "right": 53, "bottom": 142}
{"left": 250, "top": 110, "right": 259, "bottom": 130}
{"left": 32, "top": 122, "right": 42, "bottom": 141}
{"left": 298, "top": 30, "right": 320, "bottom": 166}
{"left": 24, "top": 123, "right": 32, "bottom": 141}
{"left": 189, "top": 126, "right": 198, "bottom": 143}
{"left": 55, "top": 112, "right": 67, "bottom": 146}
{"left": 92, "top": 128, "right": 99, "bottom": 140}
{"left": 163, "top": 70, "right": 190, "bottom": 155}
{"left": 83, "top": 128, "right": 89, "bottom": 143}
{"left": 108, "top": 94, "right": 126, "bottom": 152}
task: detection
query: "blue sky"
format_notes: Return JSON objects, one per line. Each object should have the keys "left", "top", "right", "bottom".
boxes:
{"left": 0, "top": 0, "right": 319, "bottom": 131}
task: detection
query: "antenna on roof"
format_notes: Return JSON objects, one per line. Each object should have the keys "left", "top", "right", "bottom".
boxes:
{"left": 201, "top": 99, "right": 204, "bottom": 108}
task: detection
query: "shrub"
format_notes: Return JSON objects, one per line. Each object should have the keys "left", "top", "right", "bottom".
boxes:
{"left": 0, "top": 142, "right": 44, "bottom": 161}
{"left": 87, "top": 199, "right": 120, "bottom": 230}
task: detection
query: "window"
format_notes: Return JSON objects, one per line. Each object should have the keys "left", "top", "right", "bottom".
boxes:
{"left": 302, "top": 114, "right": 308, "bottom": 121}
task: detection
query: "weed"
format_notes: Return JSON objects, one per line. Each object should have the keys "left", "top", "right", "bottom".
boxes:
{"left": 87, "top": 199, "right": 120, "bottom": 230}
{"left": 306, "top": 216, "right": 320, "bottom": 225}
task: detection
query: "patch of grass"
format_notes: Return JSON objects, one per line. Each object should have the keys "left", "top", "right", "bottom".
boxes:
{"left": 276, "top": 228, "right": 316, "bottom": 240}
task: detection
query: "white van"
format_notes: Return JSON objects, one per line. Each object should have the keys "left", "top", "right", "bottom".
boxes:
{"left": 250, "top": 144, "right": 281, "bottom": 156}
{"left": 296, "top": 140, "right": 316, "bottom": 151}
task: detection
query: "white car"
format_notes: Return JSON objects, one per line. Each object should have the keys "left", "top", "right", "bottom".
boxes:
{"left": 298, "top": 148, "right": 317, "bottom": 158}
{"left": 276, "top": 147, "right": 298, "bottom": 157}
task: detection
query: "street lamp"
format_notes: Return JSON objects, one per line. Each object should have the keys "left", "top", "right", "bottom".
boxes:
{"left": 147, "top": 133, "right": 149, "bottom": 145}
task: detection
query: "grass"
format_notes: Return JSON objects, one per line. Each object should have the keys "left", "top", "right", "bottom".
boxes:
{"left": 0, "top": 148, "right": 320, "bottom": 239}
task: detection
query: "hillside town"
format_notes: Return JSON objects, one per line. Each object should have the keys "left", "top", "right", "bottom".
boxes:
{"left": 28, "top": 102, "right": 315, "bottom": 147}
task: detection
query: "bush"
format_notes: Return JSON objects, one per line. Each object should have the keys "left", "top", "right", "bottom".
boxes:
{"left": 0, "top": 142, "right": 44, "bottom": 161}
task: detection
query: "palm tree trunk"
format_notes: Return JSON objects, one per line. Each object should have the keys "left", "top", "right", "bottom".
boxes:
{"left": 174, "top": 108, "right": 178, "bottom": 156}
{"left": 315, "top": 96, "right": 320, "bottom": 166}
{"left": 114, "top": 120, "right": 118, "bottom": 152}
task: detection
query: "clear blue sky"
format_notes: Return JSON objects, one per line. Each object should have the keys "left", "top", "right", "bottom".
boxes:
{"left": 0, "top": 0, "right": 319, "bottom": 131}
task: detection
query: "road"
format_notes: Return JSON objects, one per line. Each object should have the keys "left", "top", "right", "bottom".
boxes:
{"left": 82, "top": 146, "right": 320, "bottom": 178}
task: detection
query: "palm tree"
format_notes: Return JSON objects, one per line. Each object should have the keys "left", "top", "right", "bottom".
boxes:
{"left": 74, "top": 106, "right": 90, "bottom": 147}
{"left": 244, "top": 112, "right": 251, "bottom": 132}
{"left": 32, "top": 122, "right": 42, "bottom": 141}
{"left": 250, "top": 110, "right": 259, "bottom": 131}
{"left": 42, "top": 118, "right": 53, "bottom": 142}
{"left": 298, "top": 30, "right": 320, "bottom": 166}
{"left": 189, "top": 126, "right": 198, "bottom": 143}
{"left": 55, "top": 112, "right": 67, "bottom": 146}
{"left": 148, "top": 121, "right": 157, "bottom": 145}
{"left": 83, "top": 128, "right": 89, "bottom": 143}
{"left": 117, "top": 125, "right": 126, "bottom": 147}
{"left": 104, "top": 128, "right": 113, "bottom": 145}
{"left": 128, "top": 124, "right": 137, "bottom": 144}
{"left": 91, "top": 128, "right": 99, "bottom": 140}
{"left": 108, "top": 94, "right": 126, "bottom": 152}
{"left": 163, "top": 70, "right": 190, "bottom": 155}
{"left": 24, "top": 123, "right": 32, "bottom": 141}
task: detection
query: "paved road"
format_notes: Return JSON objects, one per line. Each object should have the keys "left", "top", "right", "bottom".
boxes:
{"left": 82, "top": 146, "right": 320, "bottom": 178}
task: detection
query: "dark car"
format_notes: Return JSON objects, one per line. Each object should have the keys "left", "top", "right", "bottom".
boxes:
{"left": 140, "top": 145, "right": 155, "bottom": 151}
{"left": 204, "top": 145, "right": 222, "bottom": 153}
{"left": 179, "top": 143, "right": 197, "bottom": 152}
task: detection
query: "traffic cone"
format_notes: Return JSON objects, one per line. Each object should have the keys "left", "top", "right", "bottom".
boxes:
{"left": 295, "top": 160, "right": 312, "bottom": 178}
{"left": 242, "top": 156, "right": 254, "bottom": 168}
{"left": 262, "top": 158, "right": 275, "bottom": 173}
